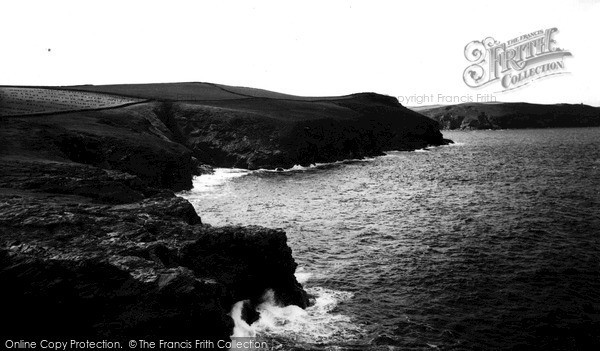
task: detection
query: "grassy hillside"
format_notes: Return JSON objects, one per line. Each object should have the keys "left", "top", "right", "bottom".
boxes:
{"left": 0, "top": 86, "right": 141, "bottom": 116}
{"left": 67, "top": 82, "right": 357, "bottom": 102}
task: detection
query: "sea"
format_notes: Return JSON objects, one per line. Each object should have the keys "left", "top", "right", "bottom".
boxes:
{"left": 180, "top": 128, "right": 600, "bottom": 351}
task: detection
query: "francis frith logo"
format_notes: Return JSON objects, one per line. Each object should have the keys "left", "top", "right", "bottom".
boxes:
{"left": 463, "top": 28, "right": 572, "bottom": 91}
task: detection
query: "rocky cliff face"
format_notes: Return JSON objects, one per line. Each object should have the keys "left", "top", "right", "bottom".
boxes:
{"left": 69, "top": 83, "right": 452, "bottom": 169}
{"left": 0, "top": 185, "right": 306, "bottom": 339}
{"left": 0, "top": 96, "right": 307, "bottom": 341}
{"left": 1, "top": 82, "right": 450, "bottom": 341}
{"left": 156, "top": 94, "right": 450, "bottom": 169}
{"left": 415, "top": 102, "right": 600, "bottom": 130}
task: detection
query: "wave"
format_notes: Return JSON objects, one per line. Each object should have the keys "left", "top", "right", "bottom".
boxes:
{"left": 184, "top": 146, "right": 452, "bottom": 195}
{"left": 186, "top": 158, "right": 377, "bottom": 191}
{"left": 255, "top": 158, "right": 377, "bottom": 173}
{"left": 380, "top": 143, "right": 466, "bottom": 156}
{"left": 230, "top": 272, "right": 363, "bottom": 346}
{"left": 187, "top": 168, "right": 251, "bottom": 193}
{"left": 414, "top": 142, "right": 466, "bottom": 152}
{"left": 255, "top": 164, "right": 317, "bottom": 173}
{"left": 294, "top": 269, "right": 312, "bottom": 284}
{"left": 441, "top": 142, "right": 465, "bottom": 147}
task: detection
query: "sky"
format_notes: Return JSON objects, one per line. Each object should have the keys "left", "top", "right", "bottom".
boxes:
{"left": 1, "top": 0, "right": 599, "bottom": 105}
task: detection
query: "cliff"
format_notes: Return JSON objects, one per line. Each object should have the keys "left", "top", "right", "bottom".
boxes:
{"left": 0, "top": 93, "right": 306, "bottom": 342}
{"left": 68, "top": 83, "right": 452, "bottom": 168}
{"left": 0, "top": 82, "right": 450, "bottom": 341}
{"left": 413, "top": 102, "right": 600, "bottom": 130}
{"left": 0, "top": 187, "right": 305, "bottom": 339}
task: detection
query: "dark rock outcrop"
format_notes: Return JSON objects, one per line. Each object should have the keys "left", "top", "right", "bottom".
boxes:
{"left": 0, "top": 161, "right": 308, "bottom": 341}
{"left": 414, "top": 102, "right": 600, "bottom": 130}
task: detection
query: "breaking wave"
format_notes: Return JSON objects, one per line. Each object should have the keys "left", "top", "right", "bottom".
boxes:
{"left": 188, "top": 168, "right": 251, "bottom": 193}
{"left": 230, "top": 272, "right": 363, "bottom": 347}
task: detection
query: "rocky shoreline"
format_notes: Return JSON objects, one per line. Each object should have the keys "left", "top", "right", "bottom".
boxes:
{"left": 413, "top": 102, "right": 600, "bottom": 130}
{"left": 0, "top": 83, "right": 450, "bottom": 341}
{"left": 0, "top": 162, "right": 308, "bottom": 341}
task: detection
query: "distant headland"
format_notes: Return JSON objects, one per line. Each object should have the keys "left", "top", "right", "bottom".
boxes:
{"left": 411, "top": 102, "right": 600, "bottom": 130}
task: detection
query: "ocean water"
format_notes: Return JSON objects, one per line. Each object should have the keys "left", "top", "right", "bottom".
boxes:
{"left": 181, "top": 128, "right": 600, "bottom": 351}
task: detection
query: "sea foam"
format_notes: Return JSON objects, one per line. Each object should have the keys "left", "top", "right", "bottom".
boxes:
{"left": 230, "top": 272, "right": 363, "bottom": 345}
{"left": 189, "top": 168, "right": 251, "bottom": 193}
